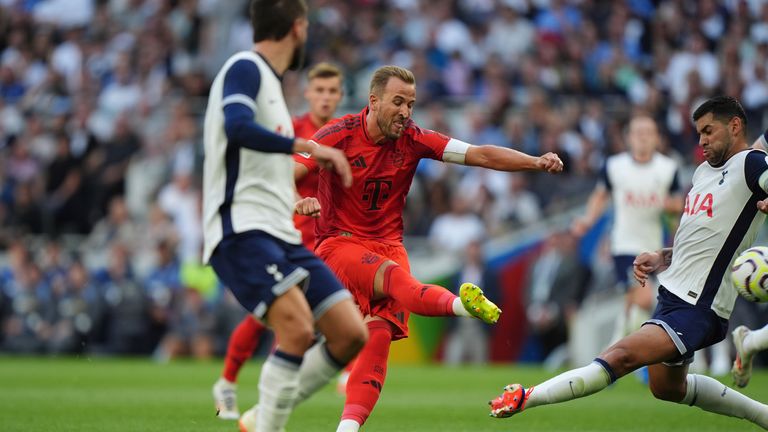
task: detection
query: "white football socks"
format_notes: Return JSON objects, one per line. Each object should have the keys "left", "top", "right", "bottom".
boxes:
{"left": 681, "top": 374, "right": 768, "bottom": 428}
{"left": 336, "top": 419, "right": 361, "bottom": 432}
{"left": 294, "top": 342, "right": 344, "bottom": 405}
{"left": 257, "top": 351, "right": 302, "bottom": 432}
{"left": 452, "top": 297, "right": 471, "bottom": 317}
{"left": 526, "top": 360, "right": 614, "bottom": 409}
{"left": 744, "top": 325, "right": 768, "bottom": 356}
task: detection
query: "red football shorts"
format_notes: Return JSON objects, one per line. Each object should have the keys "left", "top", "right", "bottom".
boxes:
{"left": 315, "top": 236, "right": 410, "bottom": 340}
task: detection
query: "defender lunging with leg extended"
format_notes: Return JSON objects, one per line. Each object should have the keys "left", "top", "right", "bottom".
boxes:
{"left": 490, "top": 96, "right": 768, "bottom": 430}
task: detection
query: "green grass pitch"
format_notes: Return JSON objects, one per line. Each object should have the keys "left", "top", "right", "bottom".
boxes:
{"left": 1, "top": 356, "right": 767, "bottom": 431}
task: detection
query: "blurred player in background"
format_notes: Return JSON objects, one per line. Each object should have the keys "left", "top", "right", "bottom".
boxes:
{"left": 212, "top": 62, "right": 345, "bottom": 421}
{"left": 202, "top": 2, "right": 366, "bottom": 431}
{"left": 490, "top": 96, "right": 768, "bottom": 430}
{"left": 296, "top": 65, "right": 563, "bottom": 432}
{"left": 572, "top": 115, "right": 683, "bottom": 345}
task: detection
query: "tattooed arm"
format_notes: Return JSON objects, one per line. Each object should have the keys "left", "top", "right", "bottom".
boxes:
{"left": 633, "top": 247, "right": 673, "bottom": 287}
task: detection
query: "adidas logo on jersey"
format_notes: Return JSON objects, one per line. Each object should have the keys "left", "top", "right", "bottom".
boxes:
{"left": 352, "top": 156, "right": 367, "bottom": 168}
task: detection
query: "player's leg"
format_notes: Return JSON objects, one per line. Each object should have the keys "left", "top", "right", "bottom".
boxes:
{"left": 288, "top": 246, "right": 367, "bottom": 406}
{"left": 337, "top": 318, "right": 393, "bottom": 432}
{"left": 337, "top": 358, "right": 355, "bottom": 395}
{"left": 293, "top": 298, "right": 367, "bottom": 405}
{"left": 649, "top": 361, "right": 768, "bottom": 428}
{"left": 733, "top": 324, "right": 768, "bottom": 387}
{"left": 223, "top": 316, "right": 266, "bottom": 382}
{"left": 490, "top": 323, "right": 678, "bottom": 417}
{"left": 316, "top": 237, "right": 500, "bottom": 323}
{"left": 209, "top": 231, "right": 316, "bottom": 432}
{"left": 252, "top": 286, "right": 316, "bottom": 432}
{"left": 213, "top": 316, "right": 267, "bottom": 420}
{"left": 373, "top": 260, "right": 501, "bottom": 323}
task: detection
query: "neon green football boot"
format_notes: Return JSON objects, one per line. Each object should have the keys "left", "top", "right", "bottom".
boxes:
{"left": 459, "top": 283, "right": 501, "bottom": 324}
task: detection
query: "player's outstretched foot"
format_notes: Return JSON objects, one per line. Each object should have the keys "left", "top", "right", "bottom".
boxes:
{"left": 239, "top": 406, "right": 286, "bottom": 432}
{"left": 238, "top": 407, "right": 256, "bottom": 432}
{"left": 212, "top": 377, "right": 239, "bottom": 420}
{"left": 460, "top": 283, "right": 501, "bottom": 324}
{"left": 489, "top": 384, "right": 532, "bottom": 418}
{"left": 732, "top": 325, "right": 753, "bottom": 388}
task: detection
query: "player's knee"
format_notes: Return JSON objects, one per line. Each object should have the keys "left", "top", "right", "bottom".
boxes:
{"left": 343, "top": 323, "right": 368, "bottom": 358}
{"left": 333, "top": 320, "right": 368, "bottom": 361}
{"left": 279, "top": 319, "right": 315, "bottom": 352}
{"left": 602, "top": 345, "right": 639, "bottom": 377}
{"left": 649, "top": 380, "right": 685, "bottom": 402}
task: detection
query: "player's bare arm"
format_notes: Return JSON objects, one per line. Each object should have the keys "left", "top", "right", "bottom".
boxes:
{"left": 633, "top": 247, "right": 672, "bottom": 286}
{"left": 464, "top": 145, "right": 564, "bottom": 173}
{"left": 293, "top": 138, "right": 352, "bottom": 187}
{"left": 572, "top": 185, "right": 609, "bottom": 236}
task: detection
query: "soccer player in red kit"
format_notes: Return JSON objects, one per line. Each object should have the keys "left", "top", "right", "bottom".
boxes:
{"left": 212, "top": 62, "right": 345, "bottom": 420}
{"left": 296, "top": 65, "right": 563, "bottom": 432}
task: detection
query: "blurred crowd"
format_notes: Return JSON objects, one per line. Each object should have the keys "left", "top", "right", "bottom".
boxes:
{"left": 1, "top": 0, "right": 768, "bottom": 359}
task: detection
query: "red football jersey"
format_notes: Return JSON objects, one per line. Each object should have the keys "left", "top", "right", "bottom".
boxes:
{"left": 292, "top": 113, "right": 324, "bottom": 249}
{"left": 311, "top": 108, "right": 450, "bottom": 245}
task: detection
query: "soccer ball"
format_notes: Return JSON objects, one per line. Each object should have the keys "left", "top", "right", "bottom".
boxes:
{"left": 731, "top": 246, "right": 768, "bottom": 302}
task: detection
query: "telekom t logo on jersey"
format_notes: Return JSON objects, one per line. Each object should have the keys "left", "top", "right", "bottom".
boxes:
{"left": 362, "top": 179, "right": 392, "bottom": 210}
{"left": 683, "top": 192, "right": 713, "bottom": 217}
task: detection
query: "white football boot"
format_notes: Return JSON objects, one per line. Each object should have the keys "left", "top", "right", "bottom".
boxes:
{"left": 212, "top": 377, "right": 240, "bottom": 420}
{"left": 732, "top": 325, "right": 754, "bottom": 388}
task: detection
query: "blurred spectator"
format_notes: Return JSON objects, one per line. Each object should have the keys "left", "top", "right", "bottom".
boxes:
{"left": 43, "top": 133, "right": 87, "bottom": 234}
{"left": 45, "top": 259, "right": 98, "bottom": 354}
{"left": 157, "top": 170, "right": 202, "bottom": 263}
{"left": 2, "top": 261, "right": 51, "bottom": 353}
{"left": 144, "top": 239, "right": 182, "bottom": 352}
{"left": 443, "top": 240, "right": 496, "bottom": 365}
{"left": 87, "top": 196, "right": 137, "bottom": 259}
{"left": 428, "top": 194, "right": 485, "bottom": 253}
{"left": 526, "top": 231, "right": 591, "bottom": 365}
{"left": 154, "top": 258, "right": 218, "bottom": 361}
{"left": 491, "top": 173, "right": 542, "bottom": 231}
{"left": 96, "top": 243, "right": 148, "bottom": 355}
{"left": 84, "top": 114, "right": 141, "bottom": 219}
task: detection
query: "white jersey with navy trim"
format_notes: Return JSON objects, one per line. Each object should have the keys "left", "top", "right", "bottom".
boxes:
{"left": 603, "top": 152, "right": 680, "bottom": 255}
{"left": 659, "top": 149, "right": 768, "bottom": 318}
{"left": 202, "top": 51, "right": 300, "bottom": 263}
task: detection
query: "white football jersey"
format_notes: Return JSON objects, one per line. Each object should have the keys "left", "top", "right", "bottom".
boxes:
{"left": 603, "top": 152, "right": 680, "bottom": 255}
{"left": 202, "top": 51, "right": 300, "bottom": 263}
{"left": 659, "top": 149, "right": 768, "bottom": 318}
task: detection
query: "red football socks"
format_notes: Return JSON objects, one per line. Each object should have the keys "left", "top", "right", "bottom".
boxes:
{"left": 222, "top": 316, "right": 265, "bottom": 382}
{"left": 382, "top": 264, "right": 456, "bottom": 316}
{"left": 341, "top": 321, "right": 393, "bottom": 425}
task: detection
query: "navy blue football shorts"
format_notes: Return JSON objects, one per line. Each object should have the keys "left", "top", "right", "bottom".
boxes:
{"left": 612, "top": 254, "right": 636, "bottom": 291}
{"left": 209, "top": 230, "right": 351, "bottom": 321}
{"left": 642, "top": 286, "right": 728, "bottom": 366}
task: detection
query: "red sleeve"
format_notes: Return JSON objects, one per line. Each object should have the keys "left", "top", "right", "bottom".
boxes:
{"left": 411, "top": 124, "right": 451, "bottom": 160}
{"left": 292, "top": 152, "right": 317, "bottom": 172}
{"left": 295, "top": 118, "right": 350, "bottom": 172}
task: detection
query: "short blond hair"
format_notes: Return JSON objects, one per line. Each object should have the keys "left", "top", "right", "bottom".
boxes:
{"left": 369, "top": 65, "right": 415, "bottom": 96}
{"left": 307, "top": 62, "right": 343, "bottom": 81}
